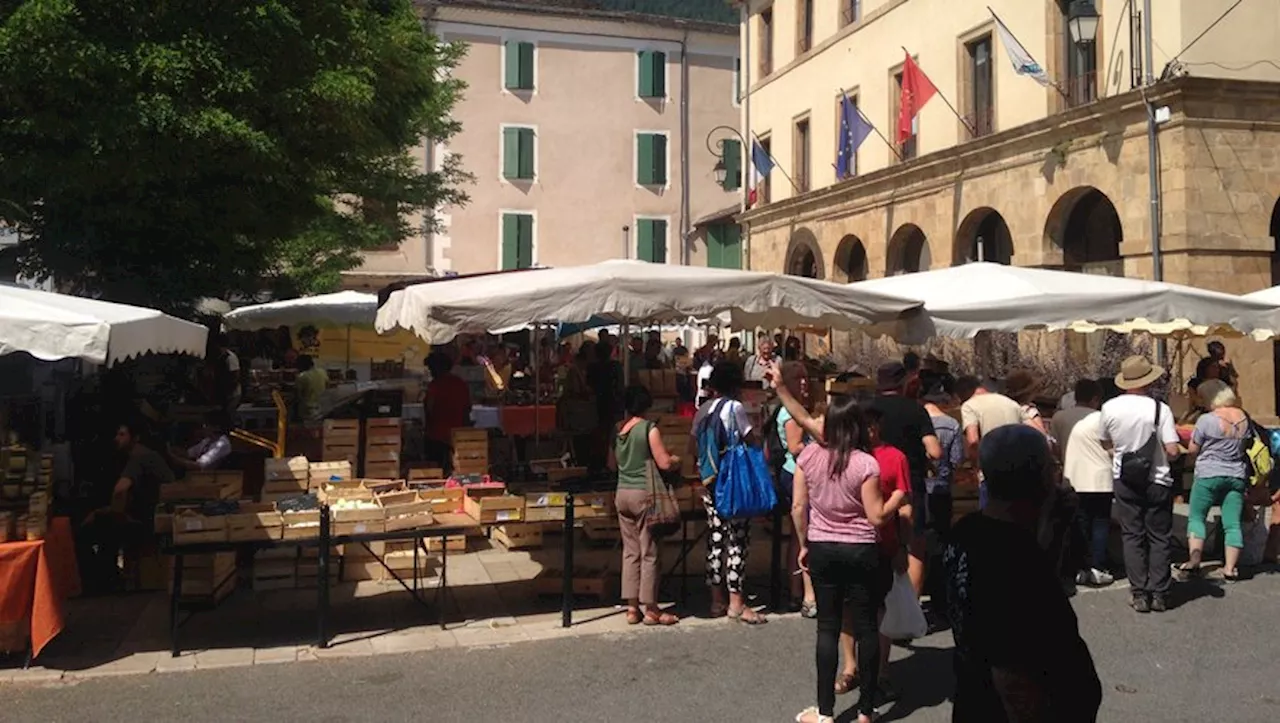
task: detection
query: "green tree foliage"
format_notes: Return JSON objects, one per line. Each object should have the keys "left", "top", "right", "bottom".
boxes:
{"left": 0, "top": 1, "right": 469, "bottom": 312}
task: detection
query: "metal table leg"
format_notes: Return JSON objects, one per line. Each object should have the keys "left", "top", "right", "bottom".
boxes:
{"left": 318, "top": 508, "right": 331, "bottom": 649}
{"left": 170, "top": 551, "right": 184, "bottom": 658}
{"left": 561, "top": 493, "right": 575, "bottom": 628}
{"left": 437, "top": 535, "right": 448, "bottom": 630}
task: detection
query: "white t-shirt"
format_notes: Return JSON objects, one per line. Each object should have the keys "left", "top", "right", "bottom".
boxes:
{"left": 691, "top": 397, "right": 753, "bottom": 439}
{"left": 695, "top": 363, "right": 714, "bottom": 406}
{"left": 1098, "top": 394, "right": 1179, "bottom": 487}
{"left": 1063, "top": 412, "right": 1112, "bottom": 494}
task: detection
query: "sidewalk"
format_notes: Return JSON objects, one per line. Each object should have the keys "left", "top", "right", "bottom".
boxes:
{"left": 1, "top": 532, "right": 772, "bottom": 685}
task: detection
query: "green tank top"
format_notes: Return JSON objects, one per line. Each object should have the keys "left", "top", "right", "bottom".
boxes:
{"left": 616, "top": 420, "right": 653, "bottom": 491}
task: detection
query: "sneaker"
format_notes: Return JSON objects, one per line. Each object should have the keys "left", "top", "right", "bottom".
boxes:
{"left": 1086, "top": 568, "right": 1115, "bottom": 587}
{"left": 1150, "top": 595, "right": 1168, "bottom": 613}
{"left": 1131, "top": 594, "right": 1151, "bottom": 613}
{"left": 1075, "top": 570, "right": 1089, "bottom": 585}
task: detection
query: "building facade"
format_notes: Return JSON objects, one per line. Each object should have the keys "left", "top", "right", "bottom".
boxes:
{"left": 345, "top": 0, "right": 744, "bottom": 287}
{"left": 737, "top": 0, "right": 1280, "bottom": 416}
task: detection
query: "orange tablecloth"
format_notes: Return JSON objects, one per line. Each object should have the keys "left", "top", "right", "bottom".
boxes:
{"left": 501, "top": 405, "right": 557, "bottom": 437}
{"left": 0, "top": 517, "right": 80, "bottom": 658}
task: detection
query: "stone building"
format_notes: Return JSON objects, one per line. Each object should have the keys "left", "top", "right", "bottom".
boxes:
{"left": 734, "top": 0, "right": 1280, "bottom": 415}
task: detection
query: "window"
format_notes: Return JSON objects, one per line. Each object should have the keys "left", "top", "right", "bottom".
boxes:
{"left": 503, "top": 40, "right": 535, "bottom": 91}
{"left": 793, "top": 116, "right": 810, "bottom": 193}
{"left": 501, "top": 212, "right": 534, "bottom": 270}
{"left": 501, "top": 126, "right": 535, "bottom": 181}
{"left": 363, "top": 197, "right": 400, "bottom": 251}
{"left": 966, "top": 35, "right": 995, "bottom": 138}
{"left": 721, "top": 138, "right": 742, "bottom": 190}
{"left": 842, "top": 0, "right": 862, "bottom": 26}
{"left": 796, "top": 0, "right": 813, "bottom": 54}
{"left": 1060, "top": 1, "right": 1097, "bottom": 107}
{"left": 707, "top": 223, "right": 742, "bottom": 269}
{"left": 758, "top": 135, "right": 773, "bottom": 203}
{"left": 759, "top": 8, "right": 773, "bottom": 77}
{"left": 638, "top": 50, "right": 666, "bottom": 98}
{"left": 892, "top": 71, "right": 918, "bottom": 160}
{"left": 636, "top": 132, "right": 668, "bottom": 186}
{"left": 635, "top": 218, "right": 668, "bottom": 263}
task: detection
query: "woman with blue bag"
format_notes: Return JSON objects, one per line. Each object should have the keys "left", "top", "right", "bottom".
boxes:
{"left": 690, "top": 361, "right": 771, "bottom": 624}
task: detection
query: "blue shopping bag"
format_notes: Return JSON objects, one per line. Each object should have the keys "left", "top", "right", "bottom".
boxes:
{"left": 713, "top": 405, "right": 778, "bottom": 520}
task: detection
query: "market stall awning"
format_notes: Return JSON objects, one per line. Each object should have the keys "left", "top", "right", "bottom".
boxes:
{"left": 375, "top": 259, "right": 923, "bottom": 344}
{"left": 1244, "top": 285, "right": 1280, "bottom": 305}
{"left": 223, "top": 291, "right": 378, "bottom": 330}
{"left": 849, "top": 263, "right": 1280, "bottom": 343}
{"left": 0, "top": 284, "right": 208, "bottom": 366}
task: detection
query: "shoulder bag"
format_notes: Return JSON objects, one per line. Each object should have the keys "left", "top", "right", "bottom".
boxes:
{"left": 1118, "top": 399, "right": 1160, "bottom": 492}
{"left": 641, "top": 421, "right": 682, "bottom": 538}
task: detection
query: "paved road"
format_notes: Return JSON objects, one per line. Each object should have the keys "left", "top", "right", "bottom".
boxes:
{"left": 7, "top": 571, "right": 1280, "bottom": 722}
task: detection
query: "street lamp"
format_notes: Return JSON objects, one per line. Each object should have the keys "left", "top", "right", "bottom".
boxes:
{"left": 712, "top": 158, "right": 728, "bottom": 186}
{"left": 1068, "top": 0, "right": 1100, "bottom": 45}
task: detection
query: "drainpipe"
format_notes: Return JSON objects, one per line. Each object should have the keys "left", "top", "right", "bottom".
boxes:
{"left": 1142, "top": 0, "right": 1164, "bottom": 365}
{"left": 680, "top": 31, "right": 691, "bottom": 265}
{"left": 741, "top": 1, "right": 751, "bottom": 270}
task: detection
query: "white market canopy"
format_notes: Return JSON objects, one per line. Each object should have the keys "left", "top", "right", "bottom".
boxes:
{"left": 223, "top": 291, "right": 377, "bottom": 330}
{"left": 0, "top": 284, "right": 208, "bottom": 366}
{"left": 849, "top": 263, "right": 1280, "bottom": 343}
{"left": 1244, "top": 285, "right": 1280, "bottom": 306}
{"left": 376, "top": 259, "right": 923, "bottom": 344}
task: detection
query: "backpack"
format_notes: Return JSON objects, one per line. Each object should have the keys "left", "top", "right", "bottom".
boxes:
{"left": 695, "top": 399, "right": 730, "bottom": 485}
{"left": 1244, "top": 416, "right": 1274, "bottom": 489}
{"left": 762, "top": 405, "right": 788, "bottom": 476}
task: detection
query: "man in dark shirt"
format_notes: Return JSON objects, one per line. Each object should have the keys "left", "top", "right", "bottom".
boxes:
{"left": 79, "top": 421, "right": 175, "bottom": 591}
{"left": 944, "top": 425, "right": 1102, "bottom": 723}
{"left": 870, "top": 362, "right": 941, "bottom": 596}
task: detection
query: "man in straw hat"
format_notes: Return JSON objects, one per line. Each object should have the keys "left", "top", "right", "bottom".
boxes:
{"left": 1099, "top": 356, "right": 1181, "bottom": 613}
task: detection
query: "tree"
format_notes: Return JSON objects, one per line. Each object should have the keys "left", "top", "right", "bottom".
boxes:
{"left": 0, "top": 0, "right": 469, "bottom": 312}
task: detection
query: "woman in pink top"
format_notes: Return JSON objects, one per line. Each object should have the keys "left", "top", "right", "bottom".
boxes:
{"left": 791, "top": 397, "right": 905, "bottom": 723}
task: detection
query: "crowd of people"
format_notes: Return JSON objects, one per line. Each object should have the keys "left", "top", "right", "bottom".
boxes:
{"left": 602, "top": 333, "right": 1279, "bottom": 723}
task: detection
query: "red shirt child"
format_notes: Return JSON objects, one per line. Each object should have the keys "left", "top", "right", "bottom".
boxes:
{"left": 868, "top": 427, "right": 912, "bottom": 560}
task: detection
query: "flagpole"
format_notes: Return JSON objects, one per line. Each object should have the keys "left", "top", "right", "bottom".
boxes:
{"left": 841, "top": 87, "right": 902, "bottom": 161}
{"left": 901, "top": 46, "right": 977, "bottom": 137}
{"left": 986, "top": 7, "right": 1071, "bottom": 100}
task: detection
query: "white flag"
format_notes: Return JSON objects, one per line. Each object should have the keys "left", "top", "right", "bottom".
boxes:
{"left": 993, "top": 13, "right": 1051, "bottom": 87}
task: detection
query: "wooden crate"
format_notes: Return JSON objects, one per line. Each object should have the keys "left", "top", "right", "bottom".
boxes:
{"left": 379, "top": 491, "right": 435, "bottom": 531}
{"left": 582, "top": 518, "right": 621, "bottom": 543}
{"left": 425, "top": 535, "right": 467, "bottom": 553}
{"left": 322, "top": 419, "right": 360, "bottom": 444}
{"left": 227, "top": 503, "right": 283, "bottom": 542}
{"left": 408, "top": 467, "right": 444, "bottom": 481}
{"left": 546, "top": 466, "right": 588, "bottom": 486}
{"left": 160, "top": 474, "right": 240, "bottom": 502}
{"left": 451, "top": 428, "right": 489, "bottom": 445}
{"left": 172, "top": 511, "right": 229, "bottom": 544}
{"left": 321, "top": 444, "right": 358, "bottom": 466}
{"left": 523, "top": 492, "right": 567, "bottom": 523}
{"left": 532, "top": 569, "right": 617, "bottom": 598}
{"left": 421, "top": 487, "right": 466, "bottom": 514}
{"left": 364, "top": 462, "right": 401, "bottom": 479}
{"left": 281, "top": 509, "right": 321, "bottom": 540}
{"left": 574, "top": 492, "right": 616, "bottom": 520}
{"left": 309, "top": 460, "right": 353, "bottom": 486}
{"left": 464, "top": 494, "right": 524, "bottom": 524}
{"left": 492, "top": 523, "right": 543, "bottom": 550}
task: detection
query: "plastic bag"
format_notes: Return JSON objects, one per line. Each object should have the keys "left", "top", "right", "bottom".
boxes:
{"left": 714, "top": 442, "right": 778, "bottom": 519}
{"left": 880, "top": 572, "right": 927, "bottom": 641}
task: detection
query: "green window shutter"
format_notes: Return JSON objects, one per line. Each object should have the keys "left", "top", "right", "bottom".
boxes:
{"left": 636, "top": 219, "right": 666, "bottom": 263}
{"left": 505, "top": 41, "right": 534, "bottom": 90}
{"left": 734, "top": 57, "right": 742, "bottom": 102}
{"left": 502, "top": 128, "right": 521, "bottom": 179}
{"left": 651, "top": 134, "right": 667, "bottom": 185}
{"left": 501, "top": 214, "right": 520, "bottom": 269}
{"left": 516, "top": 214, "right": 533, "bottom": 268}
{"left": 722, "top": 139, "right": 742, "bottom": 190}
{"left": 638, "top": 50, "right": 665, "bottom": 97}
{"left": 518, "top": 128, "right": 535, "bottom": 179}
{"left": 637, "top": 134, "right": 653, "bottom": 185}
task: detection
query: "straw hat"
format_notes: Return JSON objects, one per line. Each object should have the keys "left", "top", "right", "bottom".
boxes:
{"left": 1115, "top": 355, "right": 1165, "bottom": 391}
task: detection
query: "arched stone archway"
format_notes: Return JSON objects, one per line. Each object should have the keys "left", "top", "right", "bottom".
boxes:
{"left": 784, "top": 228, "right": 824, "bottom": 279}
{"left": 954, "top": 207, "right": 1013, "bottom": 265}
{"left": 886, "top": 224, "right": 930, "bottom": 275}
{"left": 832, "top": 234, "right": 868, "bottom": 282}
{"left": 1044, "top": 186, "right": 1123, "bottom": 274}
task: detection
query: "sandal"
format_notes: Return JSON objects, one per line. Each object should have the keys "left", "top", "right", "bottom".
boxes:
{"left": 834, "top": 672, "right": 859, "bottom": 695}
{"left": 708, "top": 604, "right": 729, "bottom": 619}
{"left": 728, "top": 607, "right": 768, "bottom": 625}
{"left": 1174, "top": 562, "right": 1201, "bottom": 575}
{"left": 643, "top": 611, "right": 680, "bottom": 626}
{"left": 1222, "top": 569, "right": 1241, "bottom": 583}
{"left": 800, "top": 600, "right": 818, "bottom": 619}
{"left": 794, "top": 706, "right": 835, "bottom": 723}
{"left": 625, "top": 609, "right": 643, "bottom": 625}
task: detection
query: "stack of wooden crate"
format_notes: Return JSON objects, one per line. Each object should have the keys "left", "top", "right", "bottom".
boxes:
{"left": 322, "top": 419, "right": 360, "bottom": 465}
{"left": 364, "top": 417, "right": 402, "bottom": 478}
{"left": 451, "top": 428, "right": 489, "bottom": 475}
{"left": 261, "top": 457, "right": 310, "bottom": 502}
{"left": 309, "top": 460, "right": 353, "bottom": 490}
{"left": 654, "top": 414, "right": 696, "bottom": 479}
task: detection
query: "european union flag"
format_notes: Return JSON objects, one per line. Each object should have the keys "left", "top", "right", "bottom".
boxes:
{"left": 835, "top": 93, "right": 873, "bottom": 180}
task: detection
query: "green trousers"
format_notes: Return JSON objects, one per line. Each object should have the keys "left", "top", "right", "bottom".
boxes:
{"left": 1188, "top": 476, "right": 1248, "bottom": 549}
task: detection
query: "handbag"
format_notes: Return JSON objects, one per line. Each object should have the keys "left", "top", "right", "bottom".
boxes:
{"left": 1118, "top": 398, "right": 1160, "bottom": 492}
{"left": 713, "top": 402, "right": 779, "bottom": 519}
{"left": 641, "top": 422, "right": 682, "bottom": 538}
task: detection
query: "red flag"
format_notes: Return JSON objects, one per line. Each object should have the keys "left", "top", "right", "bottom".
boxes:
{"left": 897, "top": 53, "right": 937, "bottom": 143}
{"left": 747, "top": 188, "right": 758, "bottom": 207}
